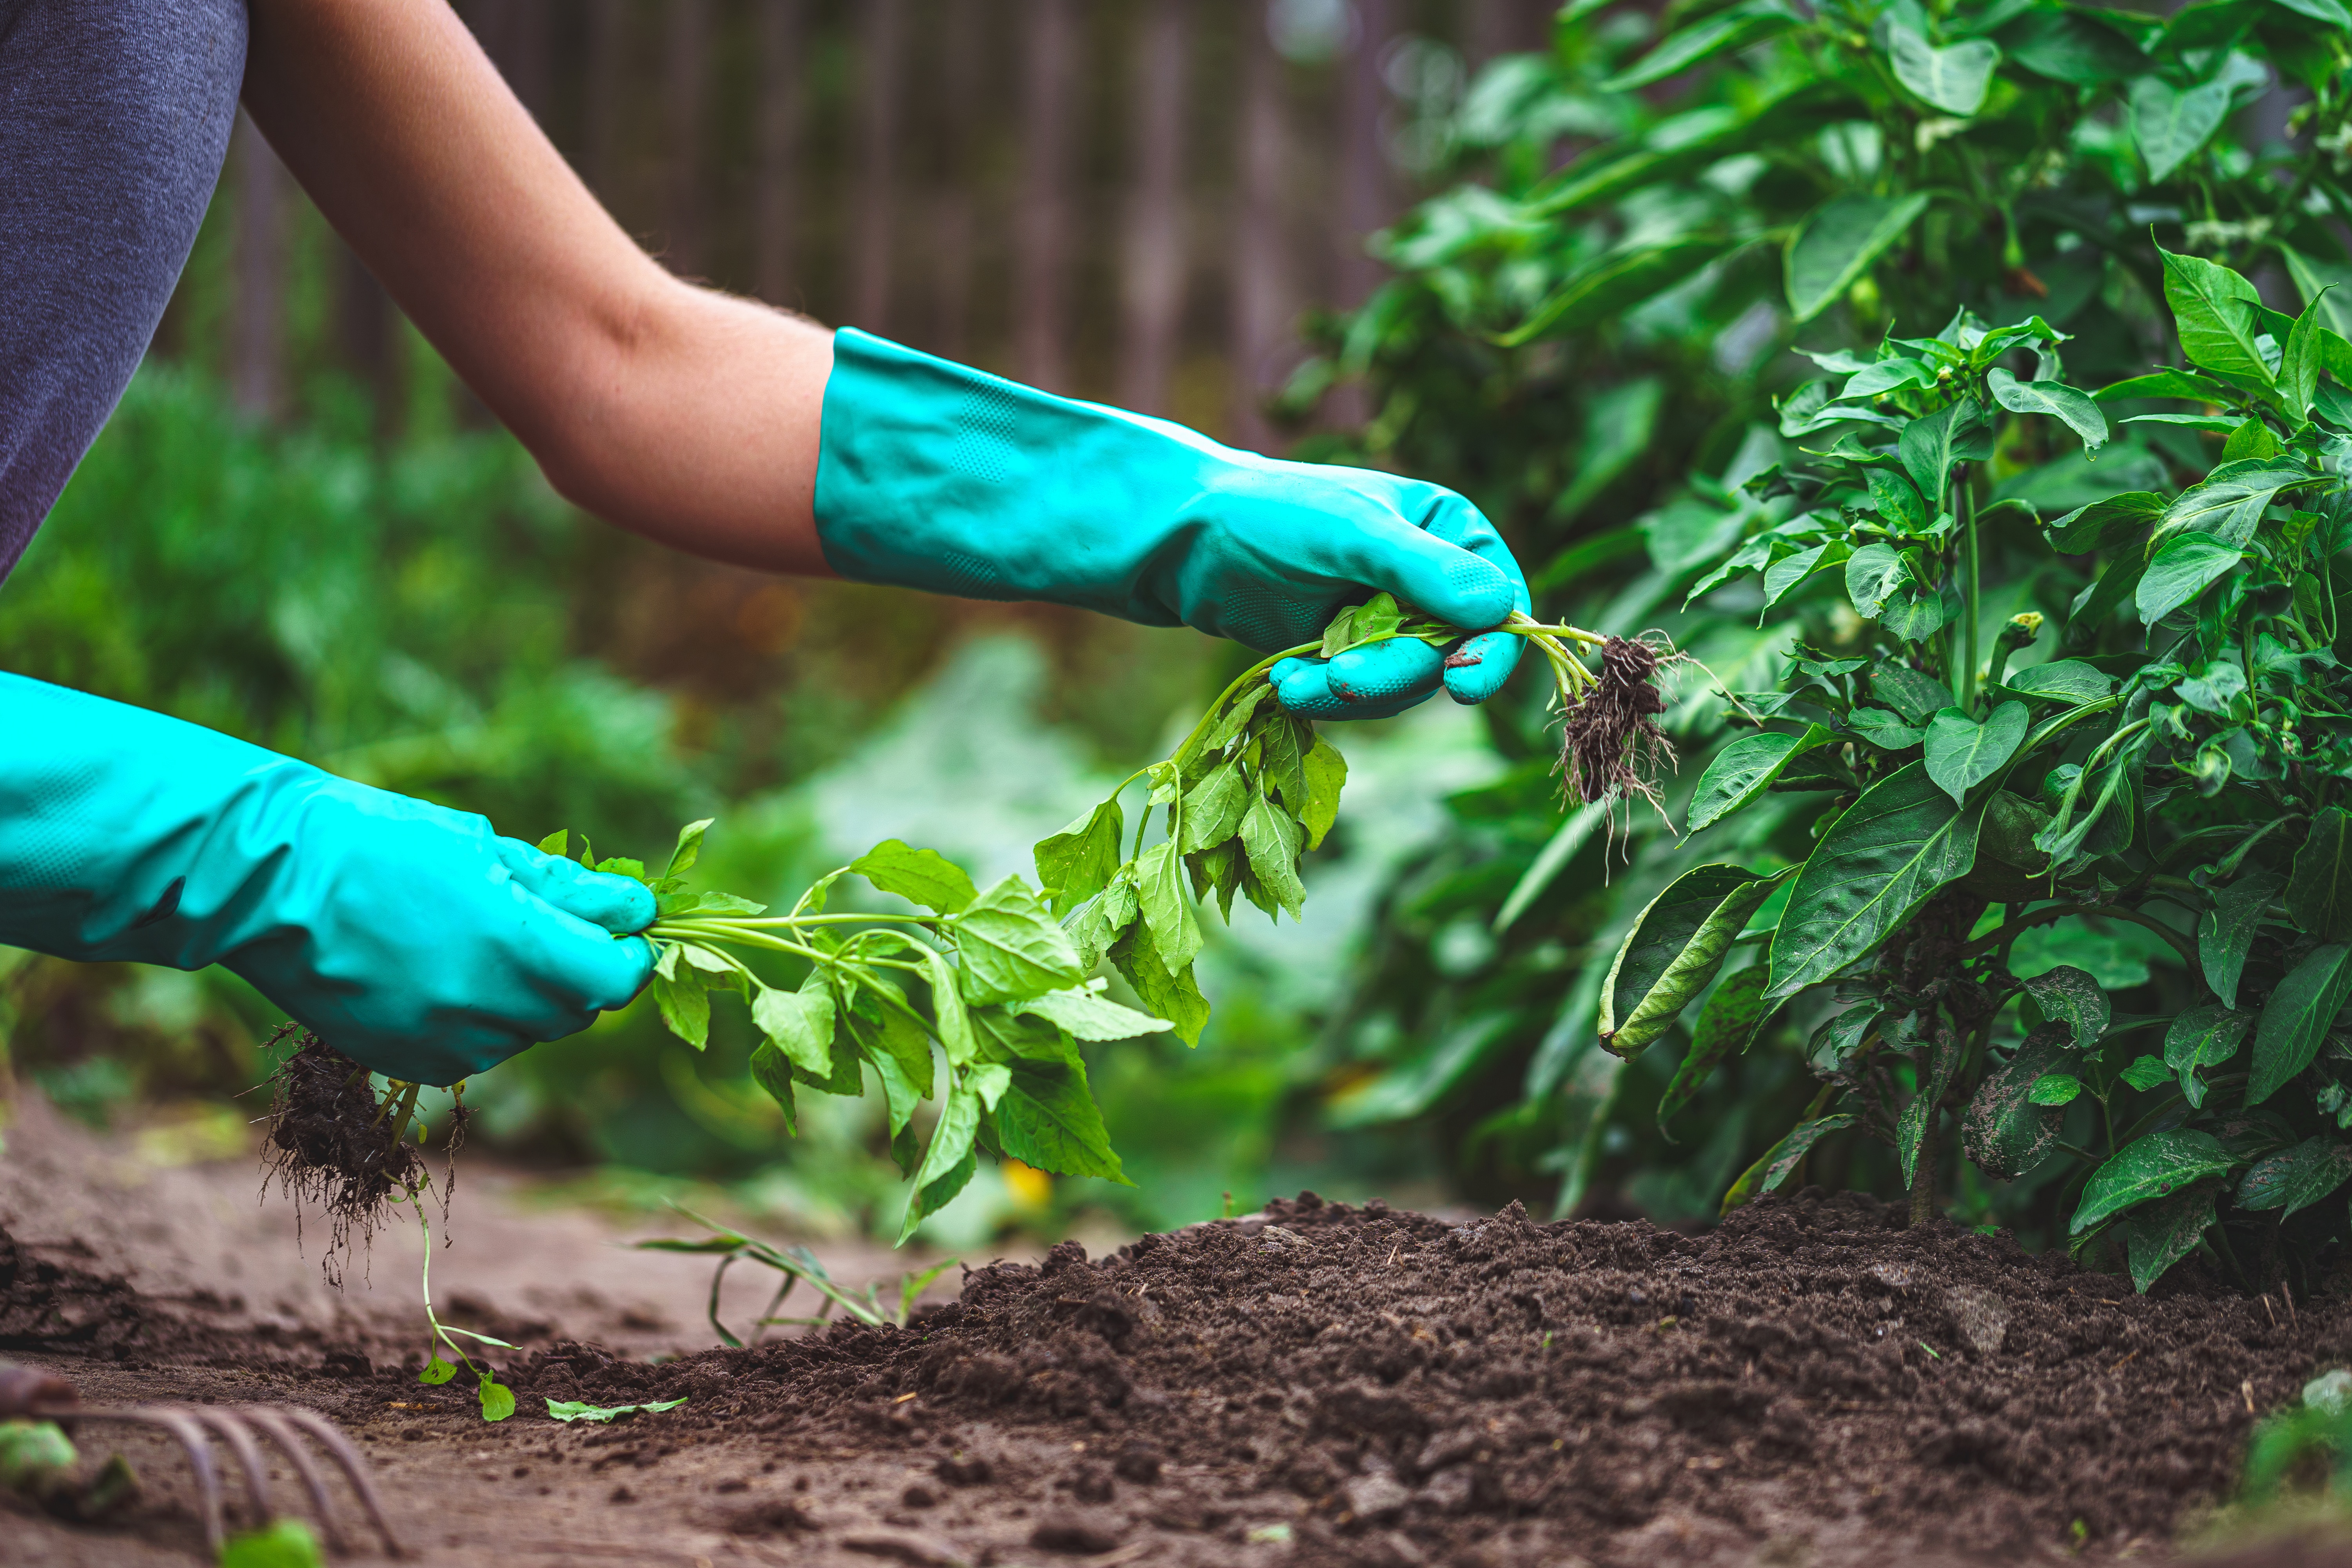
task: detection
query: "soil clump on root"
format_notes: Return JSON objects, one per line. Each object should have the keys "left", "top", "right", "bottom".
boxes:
{"left": 261, "top": 1032, "right": 423, "bottom": 1279}
{"left": 497, "top": 1189, "right": 2352, "bottom": 1566}
{"left": 1561, "top": 633, "right": 1675, "bottom": 812}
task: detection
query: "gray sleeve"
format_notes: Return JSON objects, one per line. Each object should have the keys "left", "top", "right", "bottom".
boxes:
{"left": 0, "top": 0, "right": 248, "bottom": 584}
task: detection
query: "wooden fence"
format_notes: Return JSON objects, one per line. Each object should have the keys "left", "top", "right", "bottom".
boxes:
{"left": 216, "top": 0, "right": 1553, "bottom": 450}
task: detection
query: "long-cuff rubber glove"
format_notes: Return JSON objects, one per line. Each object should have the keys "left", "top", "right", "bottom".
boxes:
{"left": 814, "top": 329, "right": 1529, "bottom": 720}
{"left": 0, "top": 673, "right": 655, "bottom": 1087}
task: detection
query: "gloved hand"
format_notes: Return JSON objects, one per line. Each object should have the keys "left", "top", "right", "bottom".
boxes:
{"left": 0, "top": 673, "right": 654, "bottom": 1086}
{"left": 814, "top": 329, "right": 1529, "bottom": 720}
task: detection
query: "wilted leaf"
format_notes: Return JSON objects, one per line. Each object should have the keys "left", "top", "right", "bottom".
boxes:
{"left": 1722, "top": 1114, "right": 1856, "bottom": 1214}
{"left": 1602, "top": 866, "right": 1783, "bottom": 1056}
{"left": 2163, "top": 1004, "right": 2251, "bottom": 1108}
{"left": 545, "top": 1397, "right": 690, "bottom": 1424}
{"left": 1657, "top": 964, "right": 1775, "bottom": 1139}
{"left": 1107, "top": 915, "right": 1209, "bottom": 1047}
{"left": 2021, "top": 964, "right": 2110, "bottom": 1045}
{"left": 2125, "top": 1185, "right": 2218, "bottom": 1293}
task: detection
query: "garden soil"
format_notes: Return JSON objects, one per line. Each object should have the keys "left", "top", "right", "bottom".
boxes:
{"left": 6, "top": 1098, "right": 2352, "bottom": 1566}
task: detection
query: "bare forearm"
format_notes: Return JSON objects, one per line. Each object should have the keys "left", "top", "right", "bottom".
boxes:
{"left": 240, "top": 0, "right": 831, "bottom": 574}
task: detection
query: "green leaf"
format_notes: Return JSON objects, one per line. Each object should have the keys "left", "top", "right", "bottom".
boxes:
{"left": 1867, "top": 468, "right": 1931, "bottom": 532}
{"left": 2249, "top": 942, "right": 2352, "bottom": 1105}
{"left": 2028, "top": 1073, "right": 2085, "bottom": 1105}
{"left": 1106, "top": 914, "right": 1210, "bottom": 1046}
{"left": 1063, "top": 876, "right": 1140, "bottom": 970}
{"left": 2236, "top": 1137, "right": 2352, "bottom": 1218}
{"left": 2163, "top": 460, "right": 2321, "bottom": 546}
{"left": 418, "top": 1354, "right": 457, "bottom": 1387}
{"left": 1870, "top": 662, "right": 1955, "bottom": 725}
{"left": 1762, "top": 541, "right": 1852, "bottom": 610}
{"left": 545, "top": 1397, "right": 691, "bottom": 1424}
{"left": 2282, "top": 296, "right": 2326, "bottom": 419}
{"left": 2158, "top": 244, "right": 2274, "bottom": 388}
{"left": 1923, "top": 702, "right": 2027, "bottom": 807}
{"left": 650, "top": 969, "right": 711, "bottom": 1049}
{"left": 851, "top": 840, "right": 978, "bottom": 915}
{"left": 1765, "top": 763, "right": 1986, "bottom": 999}
{"left": 1845, "top": 542, "right": 1912, "bottom": 619}
{"left": 1136, "top": 840, "right": 1207, "bottom": 970}
{"left": 899, "top": 1082, "right": 985, "bottom": 1244}
{"left": 1238, "top": 793, "right": 1307, "bottom": 920}
{"left": 746, "top": 1040, "right": 796, "bottom": 1132}
{"left": 662, "top": 818, "right": 713, "bottom": 888}
{"left": 2287, "top": 807, "right": 2352, "bottom": 941}
{"left": 2092, "top": 370, "right": 2235, "bottom": 404}
{"left": 1849, "top": 707, "right": 1926, "bottom": 750}
{"left": 1785, "top": 192, "right": 1933, "bottom": 323}
{"left": 2120, "top": 1054, "right": 2173, "bottom": 1091}
{"left": 536, "top": 828, "right": 569, "bottom": 857}
{"left": 2163, "top": 1003, "right": 2251, "bottom": 1107}
{"left": 2131, "top": 76, "right": 2233, "bottom": 185}
{"left": 919, "top": 947, "right": 977, "bottom": 1067}
{"left": 1962, "top": 1025, "right": 2075, "bottom": 1178}
{"left": 1657, "top": 964, "right": 1773, "bottom": 1138}
{"left": 2125, "top": 1185, "right": 2218, "bottom": 1293}
{"left": 1034, "top": 799, "right": 1125, "bottom": 918}
{"left": 1260, "top": 715, "right": 1310, "bottom": 813}
{"left": 2135, "top": 534, "right": 2242, "bottom": 624}
{"left": 2283, "top": 245, "right": 2352, "bottom": 339}
{"left": 844, "top": 982, "right": 935, "bottom": 1112}
{"left": 2071, "top": 1129, "right": 2233, "bottom": 1234}
{"left": 1878, "top": 583, "right": 1949, "bottom": 644}
{"left": 1987, "top": 368, "right": 2109, "bottom": 449}
{"left": 952, "top": 875, "right": 1086, "bottom": 1003}
{"left": 1601, "top": 865, "right": 1783, "bottom": 1056}
{"left": 1177, "top": 762, "right": 1249, "bottom": 854}
{"left": 1498, "top": 237, "right": 1739, "bottom": 347}
{"left": 1299, "top": 739, "right": 1347, "bottom": 850}
{"left": 2002, "top": 9, "right": 2152, "bottom": 83}
{"left": 1722, "top": 1114, "right": 1856, "bottom": 1214}
{"left": 1017, "top": 982, "right": 1174, "bottom": 1041}
{"left": 2200, "top": 871, "right": 2283, "bottom": 1009}
{"left": 1898, "top": 397, "right": 1989, "bottom": 510}
{"left": 1888, "top": 27, "right": 2000, "bottom": 114}
{"left": 1998, "top": 659, "right": 2116, "bottom": 705}
{"left": 1601, "top": 0, "right": 1800, "bottom": 90}
{"left": 1319, "top": 592, "right": 1405, "bottom": 656}
{"left": 996, "top": 1058, "right": 1130, "bottom": 1183}
{"left": 1687, "top": 725, "right": 1832, "bottom": 832}
{"left": 752, "top": 980, "right": 837, "bottom": 1076}
{"left": 479, "top": 1378, "right": 516, "bottom": 1423}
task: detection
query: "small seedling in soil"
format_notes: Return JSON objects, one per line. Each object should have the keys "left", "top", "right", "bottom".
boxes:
{"left": 637, "top": 1206, "right": 958, "bottom": 1347}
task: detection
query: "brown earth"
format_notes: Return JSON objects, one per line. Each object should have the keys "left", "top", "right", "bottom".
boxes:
{"left": 4, "top": 1091, "right": 2352, "bottom": 1568}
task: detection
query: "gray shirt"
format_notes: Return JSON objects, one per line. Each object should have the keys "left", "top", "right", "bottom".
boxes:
{"left": 0, "top": 0, "right": 248, "bottom": 584}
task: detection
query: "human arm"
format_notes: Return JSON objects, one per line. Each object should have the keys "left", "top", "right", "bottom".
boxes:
{"left": 239, "top": 1, "right": 1527, "bottom": 716}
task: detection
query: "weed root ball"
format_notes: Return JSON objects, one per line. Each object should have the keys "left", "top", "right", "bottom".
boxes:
{"left": 263, "top": 1031, "right": 423, "bottom": 1277}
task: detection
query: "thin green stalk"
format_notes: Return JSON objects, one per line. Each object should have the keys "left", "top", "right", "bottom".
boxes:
{"left": 1960, "top": 475, "right": 1980, "bottom": 713}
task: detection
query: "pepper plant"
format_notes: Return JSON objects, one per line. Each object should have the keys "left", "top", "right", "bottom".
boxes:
{"left": 1297, "top": 0, "right": 2352, "bottom": 1222}
{"left": 1603, "top": 243, "right": 2352, "bottom": 1294}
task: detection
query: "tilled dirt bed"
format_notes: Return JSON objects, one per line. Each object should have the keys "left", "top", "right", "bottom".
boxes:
{"left": 10, "top": 1187, "right": 2352, "bottom": 1566}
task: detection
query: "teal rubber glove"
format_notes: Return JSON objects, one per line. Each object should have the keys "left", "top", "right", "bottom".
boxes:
{"left": 0, "top": 673, "right": 654, "bottom": 1086}
{"left": 814, "top": 328, "right": 1529, "bottom": 720}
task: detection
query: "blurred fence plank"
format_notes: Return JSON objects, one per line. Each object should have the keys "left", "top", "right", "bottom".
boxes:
{"left": 1017, "top": 0, "right": 1077, "bottom": 391}
{"left": 851, "top": 0, "right": 906, "bottom": 332}
{"left": 1231, "top": 0, "right": 1292, "bottom": 450}
{"left": 757, "top": 0, "right": 809, "bottom": 308}
{"left": 1118, "top": 0, "right": 1189, "bottom": 417}
{"left": 664, "top": 0, "right": 711, "bottom": 277}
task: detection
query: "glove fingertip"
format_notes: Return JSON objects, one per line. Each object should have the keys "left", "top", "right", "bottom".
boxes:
{"left": 1441, "top": 631, "right": 1524, "bottom": 706}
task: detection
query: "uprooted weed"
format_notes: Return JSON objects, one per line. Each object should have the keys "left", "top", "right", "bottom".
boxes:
{"left": 1558, "top": 633, "right": 1679, "bottom": 813}
{"left": 261, "top": 1029, "right": 424, "bottom": 1283}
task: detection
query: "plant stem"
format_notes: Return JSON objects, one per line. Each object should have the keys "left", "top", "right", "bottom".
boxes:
{"left": 1909, "top": 1105, "right": 1941, "bottom": 1227}
{"left": 1960, "top": 472, "right": 1980, "bottom": 713}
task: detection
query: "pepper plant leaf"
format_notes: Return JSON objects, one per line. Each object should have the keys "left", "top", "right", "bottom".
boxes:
{"left": 1602, "top": 865, "right": 1785, "bottom": 1056}
{"left": 2071, "top": 1129, "right": 2233, "bottom": 1235}
{"left": 1687, "top": 724, "right": 1832, "bottom": 832}
{"left": 2249, "top": 942, "right": 2352, "bottom": 1105}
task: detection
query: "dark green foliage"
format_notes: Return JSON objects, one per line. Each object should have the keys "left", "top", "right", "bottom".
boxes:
{"left": 1300, "top": 0, "right": 2352, "bottom": 1287}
